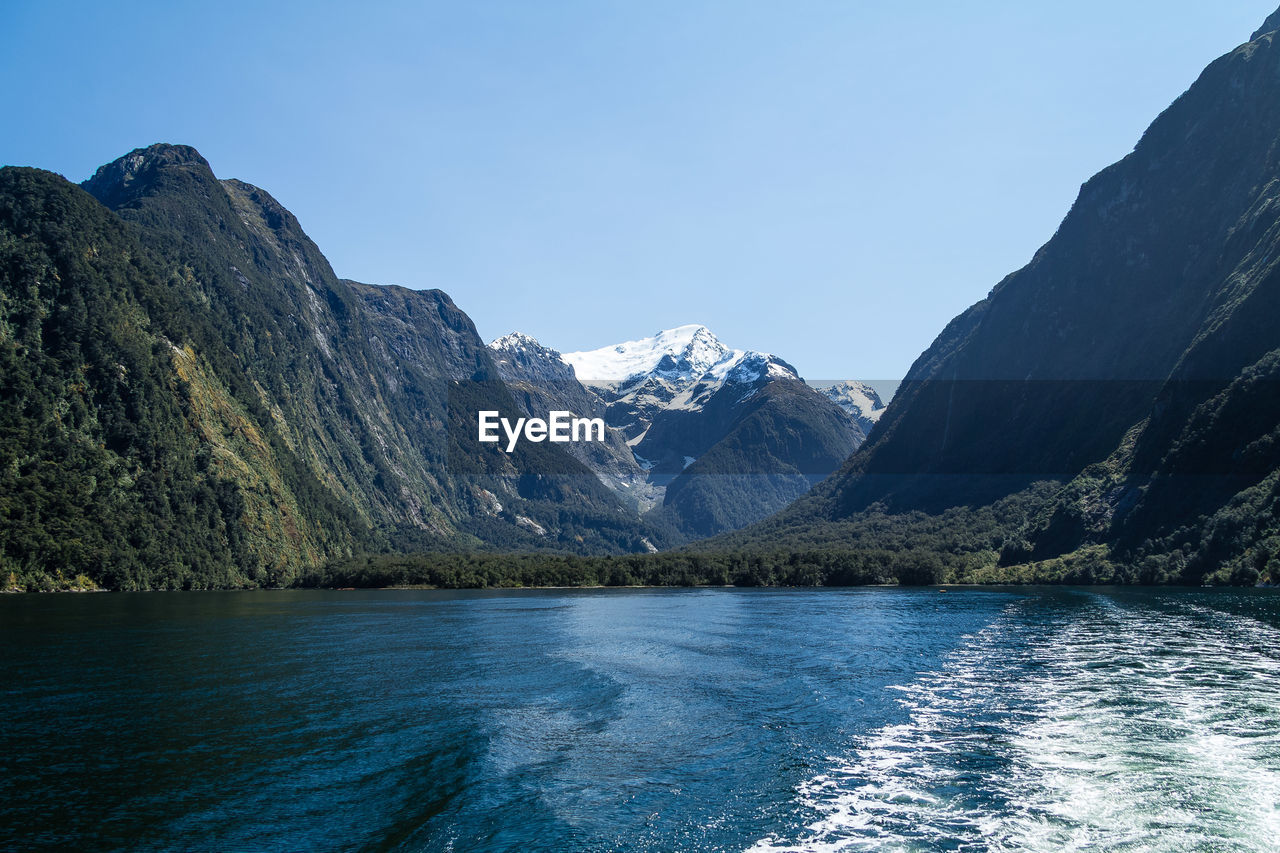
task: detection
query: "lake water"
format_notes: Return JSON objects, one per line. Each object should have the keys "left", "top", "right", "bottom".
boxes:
{"left": 2, "top": 587, "right": 1278, "bottom": 851}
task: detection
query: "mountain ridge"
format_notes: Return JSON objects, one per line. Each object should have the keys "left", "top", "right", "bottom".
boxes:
{"left": 712, "top": 5, "right": 1280, "bottom": 586}
{"left": 1, "top": 141, "right": 683, "bottom": 590}
{"left": 491, "top": 325, "right": 865, "bottom": 538}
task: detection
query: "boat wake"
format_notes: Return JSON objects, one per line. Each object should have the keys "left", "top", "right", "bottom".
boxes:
{"left": 747, "top": 593, "right": 1280, "bottom": 852}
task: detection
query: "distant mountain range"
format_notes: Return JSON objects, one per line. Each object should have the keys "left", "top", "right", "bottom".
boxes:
{"left": 7, "top": 6, "right": 1280, "bottom": 590}
{"left": 0, "top": 145, "right": 871, "bottom": 589}
{"left": 490, "top": 324, "right": 866, "bottom": 538}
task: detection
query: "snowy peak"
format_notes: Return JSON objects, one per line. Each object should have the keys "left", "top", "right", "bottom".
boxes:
{"left": 724, "top": 352, "right": 799, "bottom": 386}
{"left": 488, "top": 331, "right": 578, "bottom": 385}
{"left": 486, "top": 322, "right": 868, "bottom": 537}
{"left": 489, "top": 331, "right": 564, "bottom": 363}
{"left": 562, "top": 324, "right": 741, "bottom": 385}
{"left": 490, "top": 330, "right": 544, "bottom": 352}
{"left": 819, "top": 381, "right": 886, "bottom": 435}
{"left": 559, "top": 325, "right": 801, "bottom": 440}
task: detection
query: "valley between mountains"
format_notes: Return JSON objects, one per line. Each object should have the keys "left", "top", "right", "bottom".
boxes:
{"left": 6, "top": 7, "right": 1280, "bottom": 590}
{"left": 489, "top": 324, "right": 883, "bottom": 539}
{"left": 0, "top": 143, "right": 883, "bottom": 590}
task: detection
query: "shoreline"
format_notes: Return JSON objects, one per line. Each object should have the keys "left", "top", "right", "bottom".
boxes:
{"left": 4, "top": 581, "right": 1271, "bottom": 594}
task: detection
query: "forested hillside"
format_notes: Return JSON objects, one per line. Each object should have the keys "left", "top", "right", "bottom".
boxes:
{"left": 0, "top": 146, "right": 663, "bottom": 590}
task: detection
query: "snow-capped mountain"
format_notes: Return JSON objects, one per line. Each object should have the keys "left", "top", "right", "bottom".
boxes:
{"left": 818, "top": 381, "right": 887, "bottom": 437}
{"left": 488, "top": 331, "right": 580, "bottom": 388}
{"left": 487, "top": 332, "right": 661, "bottom": 511}
{"left": 493, "top": 324, "right": 865, "bottom": 539}
{"left": 563, "top": 324, "right": 761, "bottom": 385}
{"left": 562, "top": 324, "right": 801, "bottom": 445}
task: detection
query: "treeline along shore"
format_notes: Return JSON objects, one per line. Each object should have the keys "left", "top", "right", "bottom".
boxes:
{"left": 300, "top": 543, "right": 1246, "bottom": 591}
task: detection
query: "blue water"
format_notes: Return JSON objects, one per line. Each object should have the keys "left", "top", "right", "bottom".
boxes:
{"left": 2, "top": 587, "right": 1277, "bottom": 851}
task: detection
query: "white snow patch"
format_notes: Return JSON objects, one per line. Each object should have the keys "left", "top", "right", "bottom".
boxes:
{"left": 489, "top": 331, "right": 554, "bottom": 354}
{"left": 767, "top": 360, "right": 796, "bottom": 380}
{"left": 563, "top": 324, "right": 742, "bottom": 383}
{"left": 820, "top": 380, "right": 887, "bottom": 423}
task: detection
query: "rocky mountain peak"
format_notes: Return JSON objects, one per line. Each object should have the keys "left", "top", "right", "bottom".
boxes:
{"left": 1251, "top": 5, "right": 1280, "bottom": 41}
{"left": 724, "top": 352, "right": 800, "bottom": 386}
{"left": 490, "top": 331, "right": 547, "bottom": 352}
{"left": 818, "top": 381, "right": 887, "bottom": 436}
{"left": 488, "top": 331, "right": 578, "bottom": 385}
{"left": 81, "top": 143, "right": 213, "bottom": 208}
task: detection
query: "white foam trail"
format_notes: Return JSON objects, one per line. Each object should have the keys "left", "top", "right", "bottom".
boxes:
{"left": 748, "top": 594, "right": 1280, "bottom": 853}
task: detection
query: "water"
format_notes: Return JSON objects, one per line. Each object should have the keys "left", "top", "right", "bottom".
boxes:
{"left": 1, "top": 587, "right": 1277, "bottom": 852}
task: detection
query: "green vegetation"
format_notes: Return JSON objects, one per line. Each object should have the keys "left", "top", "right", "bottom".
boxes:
{"left": 6, "top": 113, "right": 1280, "bottom": 592}
{"left": 1, "top": 146, "right": 672, "bottom": 591}
{"left": 0, "top": 166, "right": 367, "bottom": 591}
{"left": 305, "top": 471, "right": 1266, "bottom": 590}
{"left": 301, "top": 547, "right": 968, "bottom": 589}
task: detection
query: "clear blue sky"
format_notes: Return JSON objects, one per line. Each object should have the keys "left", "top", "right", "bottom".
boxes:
{"left": 2, "top": 1, "right": 1275, "bottom": 380}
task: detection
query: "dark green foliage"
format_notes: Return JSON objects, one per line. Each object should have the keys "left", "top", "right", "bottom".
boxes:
{"left": 82, "top": 145, "right": 664, "bottom": 562}
{"left": 14, "top": 8, "right": 1280, "bottom": 596}
{"left": 300, "top": 548, "right": 919, "bottom": 589}
{"left": 1, "top": 146, "right": 670, "bottom": 590}
{"left": 306, "top": 488, "right": 1034, "bottom": 590}
{"left": 0, "top": 167, "right": 363, "bottom": 590}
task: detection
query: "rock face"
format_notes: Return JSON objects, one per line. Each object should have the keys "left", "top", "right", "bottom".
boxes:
{"left": 654, "top": 373, "right": 867, "bottom": 539}
{"left": 740, "top": 6, "right": 1280, "bottom": 584}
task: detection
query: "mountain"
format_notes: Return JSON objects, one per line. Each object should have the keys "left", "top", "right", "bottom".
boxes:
{"left": 0, "top": 144, "right": 663, "bottom": 590}
{"left": 527, "top": 324, "right": 869, "bottom": 538}
{"left": 652, "top": 370, "right": 867, "bottom": 538}
{"left": 719, "top": 7, "right": 1280, "bottom": 586}
{"left": 563, "top": 324, "right": 819, "bottom": 468}
{"left": 816, "top": 381, "right": 886, "bottom": 437}
{"left": 487, "top": 331, "right": 661, "bottom": 512}
{"left": 563, "top": 325, "right": 757, "bottom": 444}
{"left": 0, "top": 162, "right": 359, "bottom": 590}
